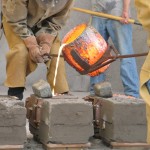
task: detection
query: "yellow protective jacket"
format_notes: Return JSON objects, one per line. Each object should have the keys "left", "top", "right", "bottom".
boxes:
{"left": 135, "top": 0, "right": 150, "bottom": 143}
{"left": 2, "top": 0, "right": 74, "bottom": 39}
{"left": 2, "top": 0, "right": 74, "bottom": 94}
{"left": 134, "top": 0, "right": 150, "bottom": 106}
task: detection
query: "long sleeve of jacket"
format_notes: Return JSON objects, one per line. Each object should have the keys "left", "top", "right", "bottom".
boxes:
{"left": 2, "top": 0, "right": 33, "bottom": 39}
{"left": 51, "top": 0, "right": 73, "bottom": 31}
{"left": 36, "top": 0, "right": 74, "bottom": 36}
{"left": 2, "top": 0, "right": 74, "bottom": 39}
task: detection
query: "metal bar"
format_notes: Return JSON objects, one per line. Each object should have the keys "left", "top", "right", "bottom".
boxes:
{"left": 107, "top": 52, "right": 148, "bottom": 59}
{"left": 50, "top": 52, "right": 148, "bottom": 59}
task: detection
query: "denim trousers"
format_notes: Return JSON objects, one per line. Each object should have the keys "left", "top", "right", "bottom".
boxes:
{"left": 90, "top": 16, "right": 139, "bottom": 98}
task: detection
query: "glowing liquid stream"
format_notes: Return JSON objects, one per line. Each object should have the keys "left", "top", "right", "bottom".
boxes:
{"left": 52, "top": 44, "right": 67, "bottom": 96}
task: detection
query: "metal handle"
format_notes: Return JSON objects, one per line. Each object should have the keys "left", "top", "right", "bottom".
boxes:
{"left": 72, "top": 7, "right": 142, "bottom": 26}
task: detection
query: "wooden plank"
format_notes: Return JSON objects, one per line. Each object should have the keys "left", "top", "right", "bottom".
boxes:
{"left": 43, "top": 143, "right": 91, "bottom": 150}
{"left": 0, "top": 145, "right": 24, "bottom": 150}
{"left": 111, "top": 142, "right": 150, "bottom": 148}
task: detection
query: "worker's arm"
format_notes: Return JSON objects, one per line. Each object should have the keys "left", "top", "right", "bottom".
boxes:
{"left": 2, "top": 0, "right": 33, "bottom": 39}
{"left": 2, "top": 0, "right": 45, "bottom": 63}
{"left": 35, "top": 0, "right": 74, "bottom": 37}
{"left": 121, "top": 0, "right": 130, "bottom": 24}
{"left": 123, "top": 0, "right": 130, "bottom": 14}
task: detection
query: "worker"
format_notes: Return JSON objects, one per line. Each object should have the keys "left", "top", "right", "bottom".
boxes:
{"left": 2, "top": 0, "right": 74, "bottom": 100}
{"left": 134, "top": 0, "right": 150, "bottom": 143}
{"left": 90, "top": 0, "right": 139, "bottom": 98}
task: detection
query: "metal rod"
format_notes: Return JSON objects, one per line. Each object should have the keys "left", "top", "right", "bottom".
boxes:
{"left": 50, "top": 52, "right": 148, "bottom": 59}
{"left": 107, "top": 52, "right": 148, "bottom": 59}
{"left": 72, "top": 7, "right": 142, "bottom": 26}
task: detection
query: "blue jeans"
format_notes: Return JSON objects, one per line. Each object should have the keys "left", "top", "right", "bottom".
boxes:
{"left": 90, "top": 16, "right": 139, "bottom": 98}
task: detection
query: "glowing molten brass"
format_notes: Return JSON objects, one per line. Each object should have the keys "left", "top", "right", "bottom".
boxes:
{"left": 62, "top": 23, "right": 110, "bottom": 76}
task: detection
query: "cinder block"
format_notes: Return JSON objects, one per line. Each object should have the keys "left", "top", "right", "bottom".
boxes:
{"left": 39, "top": 122, "right": 93, "bottom": 144}
{"left": 0, "top": 106, "right": 26, "bottom": 126}
{"left": 100, "top": 123, "right": 147, "bottom": 143}
{"left": 98, "top": 96, "right": 147, "bottom": 142}
{"left": 0, "top": 96, "right": 27, "bottom": 145}
{"left": 0, "top": 126, "right": 26, "bottom": 145}
{"left": 100, "top": 97, "right": 146, "bottom": 125}
{"left": 38, "top": 97, "right": 94, "bottom": 144}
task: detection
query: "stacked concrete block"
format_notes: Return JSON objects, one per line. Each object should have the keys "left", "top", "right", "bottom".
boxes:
{"left": 0, "top": 96, "right": 26, "bottom": 145}
{"left": 99, "top": 96, "right": 147, "bottom": 143}
{"left": 29, "top": 95, "right": 94, "bottom": 144}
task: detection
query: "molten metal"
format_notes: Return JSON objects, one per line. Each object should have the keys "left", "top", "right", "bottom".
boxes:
{"left": 62, "top": 23, "right": 110, "bottom": 76}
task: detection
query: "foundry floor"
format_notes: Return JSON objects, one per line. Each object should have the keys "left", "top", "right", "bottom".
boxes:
{"left": 0, "top": 86, "right": 149, "bottom": 150}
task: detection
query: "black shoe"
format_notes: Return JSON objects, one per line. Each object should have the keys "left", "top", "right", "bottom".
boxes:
{"left": 8, "top": 87, "right": 24, "bottom": 100}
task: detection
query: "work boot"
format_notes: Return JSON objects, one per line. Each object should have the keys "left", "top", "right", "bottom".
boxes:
{"left": 8, "top": 87, "right": 24, "bottom": 100}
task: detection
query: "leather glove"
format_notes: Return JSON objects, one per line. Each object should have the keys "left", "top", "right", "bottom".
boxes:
{"left": 23, "top": 36, "right": 44, "bottom": 63}
{"left": 37, "top": 33, "right": 55, "bottom": 62}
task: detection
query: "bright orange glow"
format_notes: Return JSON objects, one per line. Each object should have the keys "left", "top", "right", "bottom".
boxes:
{"left": 62, "top": 24, "right": 87, "bottom": 44}
{"left": 62, "top": 23, "right": 110, "bottom": 76}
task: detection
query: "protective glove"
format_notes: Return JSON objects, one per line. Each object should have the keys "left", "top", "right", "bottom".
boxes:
{"left": 23, "top": 36, "right": 44, "bottom": 63}
{"left": 37, "top": 33, "right": 55, "bottom": 62}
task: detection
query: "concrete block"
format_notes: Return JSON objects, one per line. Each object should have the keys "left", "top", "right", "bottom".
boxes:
{"left": 39, "top": 122, "right": 93, "bottom": 144}
{"left": 32, "top": 79, "right": 52, "bottom": 98}
{"left": 0, "top": 126, "right": 26, "bottom": 145}
{"left": 100, "top": 123, "right": 147, "bottom": 143}
{"left": 0, "top": 96, "right": 24, "bottom": 109}
{"left": 0, "top": 97, "right": 26, "bottom": 126}
{"left": 94, "top": 82, "right": 113, "bottom": 98}
{"left": 0, "top": 110, "right": 26, "bottom": 126}
{"left": 100, "top": 97, "right": 146, "bottom": 125}
{"left": 38, "top": 97, "right": 94, "bottom": 144}
{"left": 0, "top": 96, "right": 27, "bottom": 145}
{"left": 98, "top": 96, "right": 147, "bottom": 142}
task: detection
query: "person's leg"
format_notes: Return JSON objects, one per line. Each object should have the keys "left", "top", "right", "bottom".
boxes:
{"left": 90, "top": 17, "right": 109, "bottom": 94}
{"left": 46, "top": 36, "right": 69, "bottom": 94}
{"left": 3, "top": 18, "right": 37, "bottom": 100}
{"left": 107, "top": 20, "right": 139, "bottom": 98}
